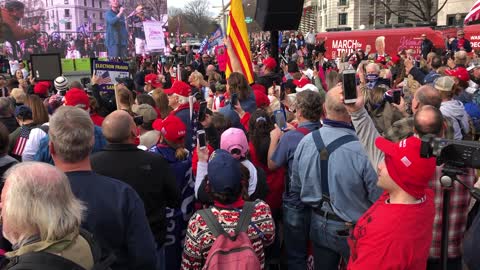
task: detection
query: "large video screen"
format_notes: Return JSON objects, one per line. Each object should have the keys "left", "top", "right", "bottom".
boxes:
{"left": 1, "top": 0, "right": 169, "bottom": 60}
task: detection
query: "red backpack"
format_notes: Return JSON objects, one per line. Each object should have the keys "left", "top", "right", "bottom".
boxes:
{"left": 198, "top": 201, "right": 261, "bottom": 270}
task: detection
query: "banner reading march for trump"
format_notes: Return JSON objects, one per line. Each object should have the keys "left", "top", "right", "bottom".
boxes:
{"left": 93, "top": 60, "right": 129, "bottom": 91}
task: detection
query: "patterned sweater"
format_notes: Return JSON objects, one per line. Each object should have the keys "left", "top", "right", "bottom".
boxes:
{"left": 181, "top": 200, "right": 275, "bottom": 269}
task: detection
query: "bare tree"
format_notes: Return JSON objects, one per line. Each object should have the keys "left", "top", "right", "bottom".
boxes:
{"left": 183, "top": 0, "right": 209, "bottom": 22}
{"left": 376, "top": 0, "right": 448, "bottom": 22}
{"left": 182, "top": 0, "right": 215, "bottom": 35}
{"left": 141, "top": 0, "right": 168, "bottom": 24}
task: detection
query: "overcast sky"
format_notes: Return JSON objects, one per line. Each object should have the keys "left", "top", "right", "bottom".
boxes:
{"left": 168, "top": 0, "right": 225, "bottom": 10}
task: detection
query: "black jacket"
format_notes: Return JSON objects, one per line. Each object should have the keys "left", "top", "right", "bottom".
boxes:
{"left": 257, "top": 72, "right": 282, "bottom": 92}
{"left": 421, "top": 39, "right": 434, "bottom": 59}
{"left": 90, "top": 144, "right": 180, "bottom": 245}
{"left": 0, "top": 116, "right": 18, "bottom": 133}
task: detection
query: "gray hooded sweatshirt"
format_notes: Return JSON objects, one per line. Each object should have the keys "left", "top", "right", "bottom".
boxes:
{"left": 440, "top": 100, "right": 470, "bottom": 140}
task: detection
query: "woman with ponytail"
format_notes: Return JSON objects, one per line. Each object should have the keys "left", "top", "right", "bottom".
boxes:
{"left": 149, "top": 115, "right": 194, "bottom": 270}
{"left": 248, "top": 109, "right": 285, "bottom": 213}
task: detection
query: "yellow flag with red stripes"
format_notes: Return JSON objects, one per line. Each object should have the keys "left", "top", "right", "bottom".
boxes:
{"left": 225, "top": 0, "right": 254, "bottom": 84}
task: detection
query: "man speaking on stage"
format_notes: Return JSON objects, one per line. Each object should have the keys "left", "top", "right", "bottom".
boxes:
{"left": 105, "top": 0, "right": 128, "bottom": 58}
{"left": 129, "top": 5, "right": 150, "bottom": 57}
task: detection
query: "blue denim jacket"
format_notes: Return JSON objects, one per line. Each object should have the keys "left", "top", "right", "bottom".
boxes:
{"left": 105, "top": 9, "right": 128, "bottom": 47}
{"left": 291, "top": 124, "right": 382, "bottom": 222}
{"left": 34, "top": 126, "right": 107, "bottom": 164}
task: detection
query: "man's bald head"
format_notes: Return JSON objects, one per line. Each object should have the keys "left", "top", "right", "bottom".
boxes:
{"left": 325, "top": 85, "right": 350, "bottom": 122}
{"left": 414, "top": 105, "right": 443, "bottom": 138}
{"left": 413, "top": 85, "right": 441, "bottom": 113}
{"left": 102, "top": 110, "right": 135, "bottom": 144}
{"left": 207, "top": 65, "right": 215, "bottom": 72}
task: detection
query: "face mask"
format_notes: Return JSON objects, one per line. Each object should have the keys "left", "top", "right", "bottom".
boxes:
{"left": 366, "top": 74, "right": 379, "bottom": 82}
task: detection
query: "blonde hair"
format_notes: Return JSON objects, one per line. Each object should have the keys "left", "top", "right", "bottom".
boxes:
{"left": 375, "top": 36, "right": 385, "bottom": 46}
{"left": 190, "top": 71, "right": 204, "bottom": 87}
{"left": 151, "top": 88, "right": 171, "bottom": 119}
{"left": 3, "top": 162, "right": 85, "bottom": 245}
{"left": 10, "top": 88, "right": 26, "bottom": 104}
{"left": 161, "top": 136, "right": 188, "bottom": 160}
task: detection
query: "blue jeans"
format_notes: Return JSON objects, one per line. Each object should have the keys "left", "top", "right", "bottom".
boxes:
{"left": 107, "top": 44, "right": 127, "bottom": 58}
{"left": 310, "top": 211, "right": 350, "bottom": 270}
{"left": 283, "top": 203, "right": 311, "bottom": 270}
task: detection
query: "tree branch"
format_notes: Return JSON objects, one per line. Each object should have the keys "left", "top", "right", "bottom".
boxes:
{"left": 431, "top": 0, "right": 448, "bottom": 19}
{"left": 376, "top": 1, "right": 403, "bottom": 19}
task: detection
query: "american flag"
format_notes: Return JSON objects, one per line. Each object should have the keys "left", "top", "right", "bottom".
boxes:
{"left": 465, "top": 0, "right": 480, "bottom": 25}
{"left": 260, "top": 41, "right": 265, "bottom": 53}
{"left": 12, "top": 126, "right": 31, "bottom": 156}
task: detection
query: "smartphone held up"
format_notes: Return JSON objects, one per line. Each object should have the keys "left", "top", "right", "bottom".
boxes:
{"left": 342, "top": 69, "right": 357, "bottom": 104}
{"left": 197, "top": 129, "right": 207, "bottom": 149}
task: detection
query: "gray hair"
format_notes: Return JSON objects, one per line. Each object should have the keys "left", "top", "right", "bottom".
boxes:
{"left": 296, "top": 90, "right": 323, "bottom": 122}
{"left": 366, "top": 63, "right": 380, "bottom": 74}
{"left": 174, "top": 94, "right": 190, "bottom": 105}
{"left": 49, "top": 106, "right": 94, "bottom": 163}
{"left": 2, "top": 162, "right": 85, "bottom": 245}
{"left": 0, "top": 97, "right": 13, "bottom": 117}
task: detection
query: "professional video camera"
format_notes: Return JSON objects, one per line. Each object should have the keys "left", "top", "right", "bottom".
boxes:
{"left": 421, "top": 134, "right": 480, "bottom": 169}
{"left": 420, "top": 134, "right": 480, "bottom": 270}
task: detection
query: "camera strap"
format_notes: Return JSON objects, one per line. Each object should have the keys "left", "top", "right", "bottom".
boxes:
{"left": 311, "top": 130, "right": 358, "bottom": 215}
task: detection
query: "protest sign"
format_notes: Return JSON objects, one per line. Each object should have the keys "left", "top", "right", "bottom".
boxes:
{"left": 93, "top": 60, "right": 129, "bottom": 90}
{"left": 143, "top": 21, "right": 166, "bottom": 52}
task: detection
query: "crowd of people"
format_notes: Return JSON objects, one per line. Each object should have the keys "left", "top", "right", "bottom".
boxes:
{"left": 1, "top": 1, "right": 480, "bottom": 268}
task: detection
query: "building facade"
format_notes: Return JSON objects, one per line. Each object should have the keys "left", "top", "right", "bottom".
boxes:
{"left": 300, "top": 0, "right": 445, "bottom": 33}
{"left": 436, "top": 0, "right": 475, "bottom": 26}
{"left": 44, "top": 0, "right": 109, "bottom": 35}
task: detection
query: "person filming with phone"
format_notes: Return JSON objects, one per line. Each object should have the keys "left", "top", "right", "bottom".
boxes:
{"left": 291, "top": 86, "right": 382, "bottom": 269}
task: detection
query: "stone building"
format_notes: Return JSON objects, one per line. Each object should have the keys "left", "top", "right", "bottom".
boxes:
{"left": 300, "top": 0, "right": 447, "bottom": 33}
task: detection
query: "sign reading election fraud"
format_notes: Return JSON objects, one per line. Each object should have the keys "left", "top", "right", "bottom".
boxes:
{"left": 143, "top": 21, "right": 166, "bottom": 52}
{"left": 93, "top": 60, "right": 129, "bottom": 91}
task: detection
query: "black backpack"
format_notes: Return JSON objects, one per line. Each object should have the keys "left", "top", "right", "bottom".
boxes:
{"left": 3, "top": 229, "right": 115, "bottom": 270}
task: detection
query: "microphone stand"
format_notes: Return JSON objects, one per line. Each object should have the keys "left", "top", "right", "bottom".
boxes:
{"left": 439, "top": 165, "right": 480, "bottom": 270}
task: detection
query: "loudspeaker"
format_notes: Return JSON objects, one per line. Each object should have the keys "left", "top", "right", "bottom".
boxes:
{"left": 255, "top": 0, "right": 305, "bottom": 31}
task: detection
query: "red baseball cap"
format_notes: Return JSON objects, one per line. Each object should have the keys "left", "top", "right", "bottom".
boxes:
{"left": 445, "top": 67, "right": 469, "bottom": 82}
{"left": 33, "top": 81, "right": 51, "bottom": 96}
{"left": 64, "top": 88, "right": 89, "bottom": 110}
{"left": 251, "top": 84, "right": 266, "bottom": 94}
{"left": 390, "top": 55, "right": 401, "bottom": 64}
{"left": 375, "top": 136, "right": 436, "bottom": 199}
{"left": 254, "top": 89, "right": 270, "bottom": 108}
{"left": 293, "top": 77, "right": 310, "bottom": 88}
{"left": 163, "top": 81, "right": 191, "bottom": 97}
{"left": 152, "top": 115, "right": 186, "bottom": 144}
{"left": 144, "top": 73, "right": 162, "bottom": 88}
{"left": 263, "top": 57, "right": 277, "bottom": 70}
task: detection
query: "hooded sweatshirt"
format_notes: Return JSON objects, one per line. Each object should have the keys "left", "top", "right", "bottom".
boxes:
{"left": 440, "top": 100, "right": 470, "bottom": 140}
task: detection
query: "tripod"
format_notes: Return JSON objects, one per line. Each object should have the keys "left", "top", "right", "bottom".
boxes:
{"left": 439, "top": 165, "right": 480, "bottom": 270}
